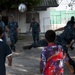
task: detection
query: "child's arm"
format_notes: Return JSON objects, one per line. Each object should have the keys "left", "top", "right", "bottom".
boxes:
{"left": 7, "top": 56, "right": 12, "bottom": 66}
{"left": 64, "top": 53, "right": 74, "bottom": 74}
{"left": 65, "top": 61, "right": 74, "bottom": 74}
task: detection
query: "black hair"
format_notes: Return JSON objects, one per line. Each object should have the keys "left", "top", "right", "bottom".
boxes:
{"left": 9, "top": 14, "right": 14, "bottom": 18}
{"left": 71, "top": 16, "right": 74, "bottom": 21}
{"left": 45, "top": 30, "right": 56, "bottom": 42}
{"left": 0, "top": 26, "right": 4, "bottom": 36}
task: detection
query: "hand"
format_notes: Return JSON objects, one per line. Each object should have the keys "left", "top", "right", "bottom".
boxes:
{"left": 7, "top": 56, "right": 12, "bottom": 66}
{"left": 8, "top": 62, "right": 12, "bottom": 66}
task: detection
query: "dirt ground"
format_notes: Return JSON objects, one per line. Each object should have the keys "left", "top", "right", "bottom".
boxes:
{"left": 6, "top": 35, "right": 75, "bottom": 75}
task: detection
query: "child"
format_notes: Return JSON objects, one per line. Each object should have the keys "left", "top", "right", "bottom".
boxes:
{"left": 40, "top": 30, "right": 73, "bottom": 75}
{"left": 0, "top": 26, "right": 12, "bottom": 75}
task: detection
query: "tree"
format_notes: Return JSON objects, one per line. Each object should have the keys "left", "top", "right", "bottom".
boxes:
{"left": 0, "top": 0, "right": 43, "bottom": 11}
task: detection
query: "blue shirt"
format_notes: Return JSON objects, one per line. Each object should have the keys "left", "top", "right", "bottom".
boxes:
{"left": 0, "top": 39, "right": 12, "bottom": 75}
{"left": 8, "top": 21, "right": 18, "bottom": 35}
{"left": 0, "top": 21, "right": 6, "bottom": 43}
{"left": 64, "top": 20, "right": 74, "bottom": 30}
{"left": 56, "top": 28, "right": 75, "bottom": 46}
{"left": 30, "top": 22, "right": 40, "bottom": 32}
{"left": 0, "top": 21, "right": 5, "bottom": 32}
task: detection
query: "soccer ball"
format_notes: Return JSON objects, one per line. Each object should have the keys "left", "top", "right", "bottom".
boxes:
{"left": 18, "top": 3, "right": 27, "bottom": 13}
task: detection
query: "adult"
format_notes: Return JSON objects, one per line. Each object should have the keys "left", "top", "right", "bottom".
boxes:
{"left": 29, "top": 18, "right": 40, "bottom": 42}
{"left": 24, "top": 16, "right": 75, "bottom": 49}
{"left": 55, "top": 16, "right": 75, "bottom": 50}
{"left": 7, "top": 14, "right": 18, "bottom": 52}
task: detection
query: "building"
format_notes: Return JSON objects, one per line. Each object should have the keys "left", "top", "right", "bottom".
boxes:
{"left": 1, "top": 0, "right": 59, "bottom": 33}
{"left": 49, "top": 0, "right": 75, "bottom": 30}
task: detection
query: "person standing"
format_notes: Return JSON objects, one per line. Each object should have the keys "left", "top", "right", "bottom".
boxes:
{"left": 0, "top": 15, "right": 6, "bottom": 43}
{"left": 7, "top": 14, "right": 19, "bottom": 52}
{"left": 29, "top": 18, "right": 40, "bottom": 43}
{"left": 0, "top": 26, "right": 12, "bottom": 75}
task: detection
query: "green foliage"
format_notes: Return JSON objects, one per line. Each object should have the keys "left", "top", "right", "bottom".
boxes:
{"left": 0, "top": 0, "right": 43, "bottom": 11}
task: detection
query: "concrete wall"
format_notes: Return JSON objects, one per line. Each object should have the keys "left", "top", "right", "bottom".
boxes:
{"left": 17, "top": 13, "right": 30, "bottom": 33}
{"left": 38, "top": 8, "right": 51, "bottom": 33}
{"left": 17, "top": 8, "right": 51, "bottom": 33}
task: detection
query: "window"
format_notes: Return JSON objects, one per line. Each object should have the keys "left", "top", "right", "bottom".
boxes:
{"left": 26, "top": 12, "right": 39, "bottom": 23}
{"left": 26, "top": 13, "right": 32, "bottom": 23}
